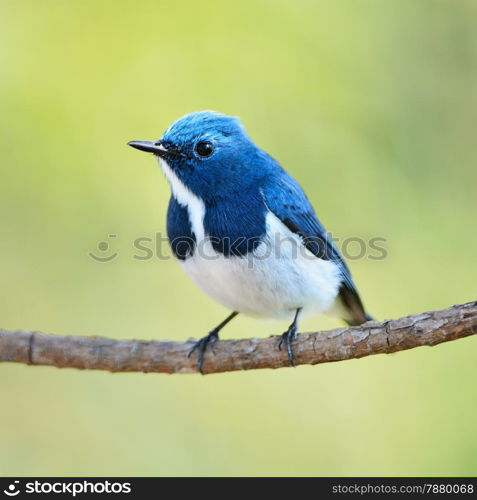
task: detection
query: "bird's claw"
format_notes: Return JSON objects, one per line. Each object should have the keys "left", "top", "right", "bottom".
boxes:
{"left": 278, "top": 325, "right": 298, "bottom": 366}
{"left": 188, "top": 331, "right": 219, "bottom": 373}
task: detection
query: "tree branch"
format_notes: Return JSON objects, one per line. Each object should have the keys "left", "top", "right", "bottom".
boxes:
{"left": 1, "top": 301, "right": 476, "bottom": 374}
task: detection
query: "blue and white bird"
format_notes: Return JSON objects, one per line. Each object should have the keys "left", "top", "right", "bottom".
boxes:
{"left": 128, "top": 111, "right": 371, "bottom": 371}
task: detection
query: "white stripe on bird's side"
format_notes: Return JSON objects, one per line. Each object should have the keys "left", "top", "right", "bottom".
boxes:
{"left": 159, "top": 158, "right": 205, "bottom": 241}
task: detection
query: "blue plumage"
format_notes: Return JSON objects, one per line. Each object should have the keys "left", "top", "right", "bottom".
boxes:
{"left": 128, "top": 110, "right": 371, "bottom": 371}
{"left": 160, "top": 111, "right": 266, "bottom": 203}
{"left": 166, "top": 197, "right": 195, "bottom": 260}
{"left": 204, "top": 191, "right": 267, "bottom": 257}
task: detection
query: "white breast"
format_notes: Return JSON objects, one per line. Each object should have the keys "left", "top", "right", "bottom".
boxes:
{"left": 159, "top": 158, "right": 342, "bottom": 320}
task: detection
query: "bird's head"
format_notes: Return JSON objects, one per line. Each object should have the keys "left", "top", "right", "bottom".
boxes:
{"left": 128, "top": 111, "right": 272, "bottom": 202}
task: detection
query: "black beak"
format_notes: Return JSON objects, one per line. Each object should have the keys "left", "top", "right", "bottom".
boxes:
{"left": 127, "top": 140, "right": 168, "bottom": 157}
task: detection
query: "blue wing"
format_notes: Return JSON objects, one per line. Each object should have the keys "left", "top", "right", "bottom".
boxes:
{"left": 262, "top": 170, "right": 370, "bottom": 325}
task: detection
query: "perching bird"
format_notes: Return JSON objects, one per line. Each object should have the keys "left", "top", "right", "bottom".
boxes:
{"left": 128, "top": 111, "right": 371, "bottom": 372}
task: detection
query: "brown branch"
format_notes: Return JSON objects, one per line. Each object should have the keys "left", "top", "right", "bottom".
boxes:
{"left": 1, "top": 301, "right": 476, "bottom": 374}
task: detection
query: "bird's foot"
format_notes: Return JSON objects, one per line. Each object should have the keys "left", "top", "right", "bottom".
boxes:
{"left": 188, "top": 330, "right": 219, "bottom": 374}
{"left": 278, "top": 324, "right": 298, "bottom": 366}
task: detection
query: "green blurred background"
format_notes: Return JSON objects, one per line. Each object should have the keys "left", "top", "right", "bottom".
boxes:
{"left": 1, "top": 0, "right": 476, "bottom": 476}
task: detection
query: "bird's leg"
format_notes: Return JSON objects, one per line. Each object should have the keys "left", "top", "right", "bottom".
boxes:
{"left": 188, "top": 311, "right": 239, "bottom": 373}
{"left": 278, "top": 308, "right": 303, "bottom": 366}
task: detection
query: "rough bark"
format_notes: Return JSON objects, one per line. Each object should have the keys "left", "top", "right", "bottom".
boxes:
{"left": 0, "top": 301, "right": 476, "bottom": 374}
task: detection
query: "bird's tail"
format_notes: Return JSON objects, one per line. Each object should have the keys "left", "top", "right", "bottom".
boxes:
{"left": 337, "top": 284, "right": 373, "bottom": 326}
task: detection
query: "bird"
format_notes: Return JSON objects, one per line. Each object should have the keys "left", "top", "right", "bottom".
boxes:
{"left": 128, "top": 110, "right": 372, "bottom": 372}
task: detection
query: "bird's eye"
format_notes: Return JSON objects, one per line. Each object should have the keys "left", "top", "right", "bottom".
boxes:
{"left": 195, "top": 141, "right": 214, "bottom": 158}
